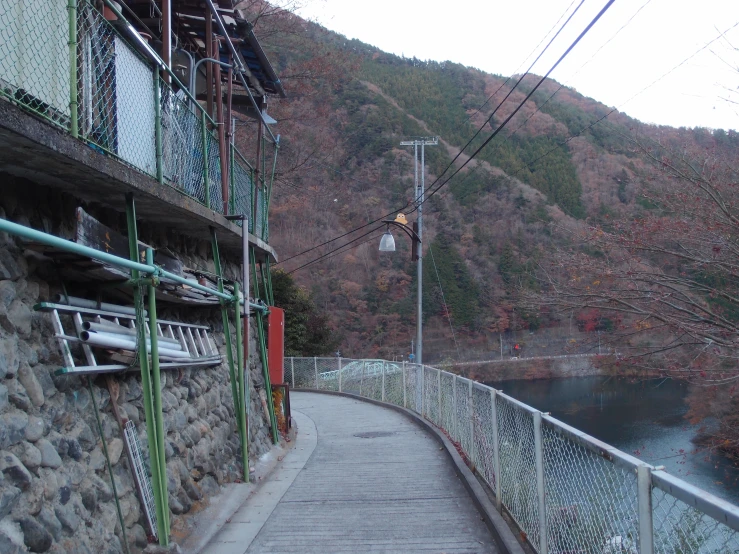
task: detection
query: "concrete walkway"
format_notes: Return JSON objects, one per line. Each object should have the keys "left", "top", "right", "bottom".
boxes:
{"left": 201, "top": 392, "right": 498, "bottom": 553}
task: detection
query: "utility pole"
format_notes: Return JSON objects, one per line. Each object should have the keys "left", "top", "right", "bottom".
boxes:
{"left": 400, "top": 137, "right": 437, "bottom": 366}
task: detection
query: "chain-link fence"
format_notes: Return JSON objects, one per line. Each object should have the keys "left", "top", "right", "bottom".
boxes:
{"left": 286, "top": 357, "right": 739, "bottom": 553}
{"left": 1, "top": 0, "right": 268, "bottom": 231}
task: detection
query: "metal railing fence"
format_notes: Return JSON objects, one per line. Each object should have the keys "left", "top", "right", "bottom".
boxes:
{"left": 0, "top": 0, "right": 271, "bottom": 240}
{"left": 287, "top": 357, "right": 739, "bottom": 554}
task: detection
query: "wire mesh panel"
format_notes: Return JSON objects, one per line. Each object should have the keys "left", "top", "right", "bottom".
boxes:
{"left": 455, "top": 377, "right": 473, "bottom": 456}
{"left": 77, "top": 2, "right": 156, "bottom": 176}
{"left": 160, "top": 82, "right": 207, "bottom": 202}
{"left": 472, "top": 384, "right": 496, "bottom": 489}
{"left": 205, "top": 130, "right": 224, "bottom": 213}
{"left": 405, "top": 363, "right": 422, "bottom": 413}
{"left": 423, "top": 366, "right": 441, "bottom": 426}
{"left": 0, "top": 0, "right": 71, "bottom": 128}
{"left": 255, "top": 186, "right": 265, "bottom": 240}
{"left": 384, "top": 362, "right": 405, "bottom": 405}
{"left": 652, "top": 484, "right": 739, "bottom": 553}
{"left": 541, "top": 421, "right": 639, "bottom": 554}
{"left": 439, "top": 371, "right": 456, "bottom": 441}
{"left": 232, "top": 153, "right": 253, "bottom": 227}
{"left": 287, "top": 357, "right": 321, "bottom": 388}
{"left": 497, "top": 394, "right": 540, "bottom": 547}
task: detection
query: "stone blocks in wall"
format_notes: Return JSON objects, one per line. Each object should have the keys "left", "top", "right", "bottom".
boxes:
{"left": 0, "top": 183, "right": 276, "bottom": 553}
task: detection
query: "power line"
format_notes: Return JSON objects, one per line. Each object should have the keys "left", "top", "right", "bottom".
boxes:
{"left": 278, "top": 0, "right": 591, "bottom": 265}
{"left": 417, "top": 0, "right": 617, "bottom": 210}
{"left": 286, "top": 225, "right": 385, "bottom": 274}
{"left": 462, "top": 0, "right": 581, "bottom": 124}
{"left": 281, "top": 0, "right": 617, "bottom": 273}
{"left": 429, "top": 244, "right": 461, "bottom": 361}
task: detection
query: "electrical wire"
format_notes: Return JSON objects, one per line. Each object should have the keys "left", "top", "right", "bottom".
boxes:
{"left": 282, "top": 0, "right": 617, "bottom": 272}
{"left": 416, "top": 0, "right": 617, "bottom": 210}
{"left": 277, "top": 0, "right": 591, "bottom": 266}
{"left": 429, "top": 244, "right": 462, "bottom": 361}
{"left": 286, "top": 225, "right": 385, "bottom": 274}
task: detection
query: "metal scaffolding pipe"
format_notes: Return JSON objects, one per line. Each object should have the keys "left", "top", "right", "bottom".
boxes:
{"left": 82, "top": 321, "right": 182, "bottom": 349}
{"left": 0, "top": 218, "right": 234, "bottom": 302}
{"left": 80, "top": 331, "right": 188, "bottom": 359}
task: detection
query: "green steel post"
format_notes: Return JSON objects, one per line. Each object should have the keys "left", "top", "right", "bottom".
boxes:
{"left": 229, "top": 145, "right": 236, "bottom": 216}
{"left": 68, "top": 0, "right": 78, "bottom": 137}
{"left": 233, "top": 282, "right": 248, "bottom": 480}
{"left": 125, "top": 195, "right": 167, "bottom": 544}
{"left": 252, "top": 257, "right": 278, "bottom": 443}
{"left": 249, "top": 169, "right": 255, "bottom": 234}
{"left": 145, "top": 248, "right": 169, "bottom": 538}
{"left": 154, "top": 75, "right": 163, "bottom": 184}
{"left": 201, "top": 111, "right": 211, "bottom": 209}
{"left": 211, "top": 229, "right": 247, "bottom": 468}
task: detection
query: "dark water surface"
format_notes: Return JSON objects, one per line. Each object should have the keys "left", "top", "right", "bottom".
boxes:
{"left": 487, "top": 376, "right": 739, "bottom": 505}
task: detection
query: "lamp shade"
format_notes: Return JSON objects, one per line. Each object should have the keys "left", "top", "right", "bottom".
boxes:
{"left": 379, "top": 231, "right": 396, "bottom": 252}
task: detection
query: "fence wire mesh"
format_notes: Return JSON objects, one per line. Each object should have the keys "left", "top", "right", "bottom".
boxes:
{"left": 0, "top": 0, "right": 71, "bottom": 129}
{"left": 652, "top": 486, "right": 739, "bottom": 553}
{"left": 542, "top": 422, "right": 639, "bottom": 553}
{"left": 286, "top": 357, "right": 739, "bottom": 552}
{"left": 160, "top": 82, "right": 207, "bottom": 202}
{"left": 1, "top": 0, "right": 273, "bottom": 228}
{"left": 78, "top": 1, "right": 156, "bottom": 176}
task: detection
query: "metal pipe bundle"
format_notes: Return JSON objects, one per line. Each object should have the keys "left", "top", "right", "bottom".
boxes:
{"left": 80, "top": 331, "right": 190, "bottom": 359}
{"left": 82, "top": 321, "right": 183, "bottom": 350}
{"left": 53, "top": 294, "right": 144, "bottom": 316}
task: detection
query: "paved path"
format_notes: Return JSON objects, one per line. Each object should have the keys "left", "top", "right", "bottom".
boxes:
{"left": 201, "top": 392, "right": 498, "bottom": 553}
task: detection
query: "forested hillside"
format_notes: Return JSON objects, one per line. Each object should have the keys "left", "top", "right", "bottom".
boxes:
{"left": 239, "top": 2, "right": 738, "bottom": 364}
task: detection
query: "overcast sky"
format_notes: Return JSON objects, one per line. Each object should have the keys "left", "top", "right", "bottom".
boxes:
{"left": 297, "top": 0, "right": 739, "bottom": 131}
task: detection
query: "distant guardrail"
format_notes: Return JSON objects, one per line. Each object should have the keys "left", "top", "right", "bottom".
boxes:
{"left": 287, "top": 357, "right": 739, "bottom": 554}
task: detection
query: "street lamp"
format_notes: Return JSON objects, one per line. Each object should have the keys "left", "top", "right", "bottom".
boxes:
{"left": 379, "top": 213, "right": 422, "bottom": 362}
{"left": 378, "top": 213, "right": 420, "bottom": 256}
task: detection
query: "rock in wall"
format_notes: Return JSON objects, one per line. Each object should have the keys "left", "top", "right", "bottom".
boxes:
{"left": 0, "top": 176, "right": 276, "bottom": 553}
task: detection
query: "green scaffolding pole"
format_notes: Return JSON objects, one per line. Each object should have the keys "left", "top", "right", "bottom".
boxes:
{"left": 125, "top": 195, "right": 168, "bottom": 545}
{"left": 145, "top": 247, "right": 169, "bottom": 536}
{"left": 252, "top": 252, "right": 278, "bottom": 444}
{"left": 210, "top": 229, "right": 249, "bottom": 479}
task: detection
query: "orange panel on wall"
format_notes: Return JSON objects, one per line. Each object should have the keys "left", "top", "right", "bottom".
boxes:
{"left": 267, "top": 307, "right": 285, "bottom": 385}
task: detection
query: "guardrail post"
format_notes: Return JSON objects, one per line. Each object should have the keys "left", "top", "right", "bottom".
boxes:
{"left": 291, "top": 357, "right": 295, "bottom": 387}
{"left": 468, "top": 380, "right": 475, "bottom": 462}
{"left": 381, "top": 362, "right": 386, "bottom": 402}
{"left": 491, "top": 389, "right": 502, "bottom": 512}
{"left": 402, "top": 361, "right": 407, "bottom": 408}
{"left": 314, "top": 356, "right": 318, "bottom": 388}
{"left": 437, "top": 368, "right": 442, "bottom": 426}
{"left": 637, "top": 465, "right": 654, "bottom": 554}
{"left": 338, "top": 357, "right": 342, "bottom": 393}
{"left": 533, "top": 411, "right": 548, "bottom": 554}
{"left": 421, "top": 366, "right": 425, "bottom": 417}
{"left": 453, "top": 375, "right": 458, "bottom": 441}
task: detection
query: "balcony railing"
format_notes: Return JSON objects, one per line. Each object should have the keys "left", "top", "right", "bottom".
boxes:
{"left": 288, "top": 357, "right": 739, "bottom": 554}
{"left": 0, "top": 0, "right": 272, "bottom": 241}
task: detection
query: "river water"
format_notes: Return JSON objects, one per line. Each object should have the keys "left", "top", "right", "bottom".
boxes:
{"left": 487, "top": 376, "right": 739, "bottom": 505}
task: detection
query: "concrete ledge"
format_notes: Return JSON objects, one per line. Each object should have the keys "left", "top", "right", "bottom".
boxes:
{"left": 300, "top": 389, "right": 526, "bottom": 554}
{"left": 0, "top": 99, "right": 276, "bottom": 260}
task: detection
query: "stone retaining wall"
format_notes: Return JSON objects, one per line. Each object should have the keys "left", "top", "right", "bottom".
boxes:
{"left": 0, "top": 176, "right": 275, "bottom": 553}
